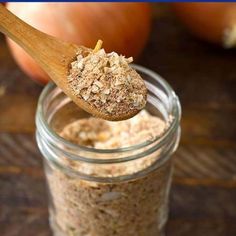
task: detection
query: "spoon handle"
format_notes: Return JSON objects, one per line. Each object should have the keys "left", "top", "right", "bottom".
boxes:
{"left": 0, "top": 5, "right": 48, "bottom": 58}
{"left": 0, "top": 5, "right": 79, "bottom": 78}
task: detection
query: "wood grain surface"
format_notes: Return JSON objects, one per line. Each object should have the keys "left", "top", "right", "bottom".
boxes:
{"left": 1, "top": 4, "right": 236, "bottom": 236}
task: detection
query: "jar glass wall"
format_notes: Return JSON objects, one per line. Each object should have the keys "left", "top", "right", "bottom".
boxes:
{"left": 36, "top": 65, "right": 181, "bottom": 236}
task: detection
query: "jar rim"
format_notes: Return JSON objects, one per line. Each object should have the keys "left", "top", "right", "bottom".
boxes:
{"left": 36, "top": 64, "right": 181, "bottom": 159}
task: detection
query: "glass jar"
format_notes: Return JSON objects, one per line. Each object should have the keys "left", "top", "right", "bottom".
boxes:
{"left": 36, "top": 65, "right": 181, "bottom": 236}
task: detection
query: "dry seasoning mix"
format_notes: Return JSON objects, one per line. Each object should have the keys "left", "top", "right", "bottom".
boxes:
{"left": 60, "top": 110, "right": 167, "bottom": 149}
{"left": 68, "top": 49, "right": 147, "bottom": 116}
{"left": 46, "top": 111, "right": 172, "bottom": 236}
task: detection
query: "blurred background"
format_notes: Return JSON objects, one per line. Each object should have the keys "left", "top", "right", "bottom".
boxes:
{"left": 1, "top": 3, "right": 236, "bottom": 236}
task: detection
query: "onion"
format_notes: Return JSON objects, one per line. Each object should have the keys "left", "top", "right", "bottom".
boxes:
{"left": 172, "top": 3, "right": 236, "bottom": 48}
{"left": 7, "top": 3, "right": 151, "bottom": 84}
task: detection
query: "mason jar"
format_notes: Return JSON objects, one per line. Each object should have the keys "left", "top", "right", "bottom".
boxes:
{"left": 36, "top": 65, "right": 181, "bottom": 236}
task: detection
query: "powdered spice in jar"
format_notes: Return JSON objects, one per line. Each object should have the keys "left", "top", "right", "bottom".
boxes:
{"left": 47, "top": 111, "right": 173, "bottom": 236}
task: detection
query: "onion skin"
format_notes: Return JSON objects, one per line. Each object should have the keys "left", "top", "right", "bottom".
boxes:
{"left": 7, "top": 3, "right": 151, "bottom": 84}
{"left": 172, "top": 3, "right": 236, "bottom": 48}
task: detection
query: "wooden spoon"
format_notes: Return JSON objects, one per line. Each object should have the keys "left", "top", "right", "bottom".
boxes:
{"left": 0, "top": 5, "right": 141, "bottom": 121}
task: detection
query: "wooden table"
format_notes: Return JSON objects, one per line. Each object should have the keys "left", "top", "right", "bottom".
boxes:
{"left": 1, "top": 5, "right": 236, "bottom": 236}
